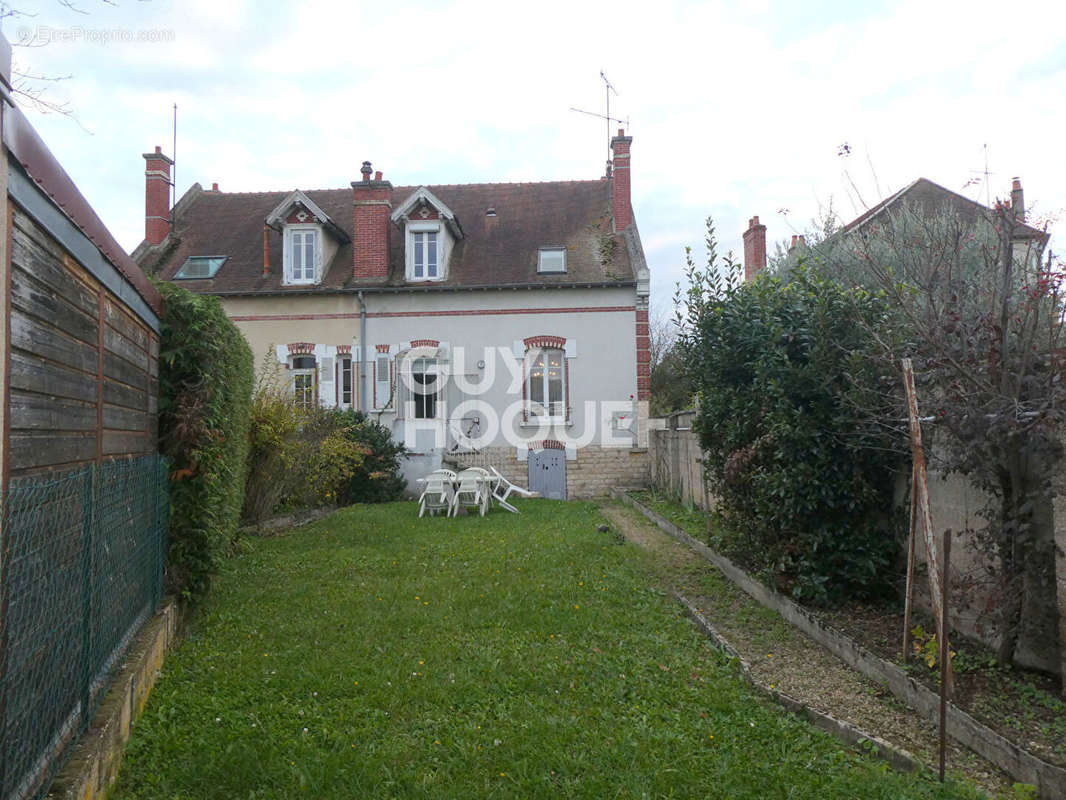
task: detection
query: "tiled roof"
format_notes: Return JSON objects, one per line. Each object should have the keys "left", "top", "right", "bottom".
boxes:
{"left": 842, "top": 177, "right": 1049, "bottom": 242}
{"left": 140, "top": 179, "right": 637, "bottom": 294}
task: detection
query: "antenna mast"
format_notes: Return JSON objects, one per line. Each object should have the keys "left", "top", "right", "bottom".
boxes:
{"left": 172, "top": 103, "right": 177, "bottom": 208}
{"left": 600, "top": 70, "right": 617, "bottom": 164}
{"left": 569, "top": 71, "right": 629, "bottom": 174}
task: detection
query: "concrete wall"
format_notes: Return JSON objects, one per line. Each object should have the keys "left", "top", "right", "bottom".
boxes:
{"left": 648, "top": 410, "right": 1063, "bottom": 679}
{"left": 908, "top": 470, "right": 1061, "bottom": 677}
{"left": 648, "top": 411, "right": 715, "bottom": 510}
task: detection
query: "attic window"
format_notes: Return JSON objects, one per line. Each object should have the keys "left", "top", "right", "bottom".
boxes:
{"left": 538, "top": 247, "right": 566, "bottom": 273}
{"left": 174, "top": 256, "right": 227, "bottom": 279}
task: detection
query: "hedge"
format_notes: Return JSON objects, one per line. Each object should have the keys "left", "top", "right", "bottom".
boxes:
{"left": 155, "top": 281, "right": 254, "bottom": 599}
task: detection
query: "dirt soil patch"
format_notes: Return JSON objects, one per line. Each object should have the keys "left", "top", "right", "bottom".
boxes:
{"left": 818, "top": 604, "right": 1066, "bottom": 770}
{"left": 601, "top": 502, "right": 1017, "bottom": 798}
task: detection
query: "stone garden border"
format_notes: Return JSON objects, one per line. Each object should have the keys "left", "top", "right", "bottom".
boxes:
{"left": 613, "top": 489, "right": 1066, "bottom": 798}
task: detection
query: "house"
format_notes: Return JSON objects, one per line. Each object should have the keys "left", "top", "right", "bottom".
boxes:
{"left": 134, "top": 130, "right": 651, "bottom": 498}
{"left": 741, "top": 176, "right": 1049, "bottom": 280}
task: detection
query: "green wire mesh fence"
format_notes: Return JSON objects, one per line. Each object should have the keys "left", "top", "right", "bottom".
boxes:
{"left": 0, "top": 454, "right": 169, "bottom": 800}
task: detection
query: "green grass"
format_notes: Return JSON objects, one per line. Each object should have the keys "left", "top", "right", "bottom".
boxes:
{"left": 112, "top": 500, "right": 982, "bottom": 799}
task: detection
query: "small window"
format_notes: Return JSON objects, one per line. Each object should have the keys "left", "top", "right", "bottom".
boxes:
{"left": 412, "top": 231, "right": 438, "bottom": 279}
{"left": 411, "top": 357, "right": 437, "bottom": 419}
{"left": 291, "top": 355, "right": 317, "bottom": 410}
{"left": 174, "top": 256, "right": 227, "bottom": 279}
{"left": 339, "top": 356, "right": 353, "bottom": 408}
{"left": 527, "top": 348, "right": 566, "bottom": 419}
{"left": 538, "top": 248, "right": 566, "bottom": 273}
{"left": 285, "top": 227, "right": 319, "bottom": 284}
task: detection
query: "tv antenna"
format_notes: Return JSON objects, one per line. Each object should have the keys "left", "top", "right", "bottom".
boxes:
{"left": 570, "top": 71, "right": 629, "bottom": 172}
{"left": 966, "top": 143, "right": 995, "bottom": 207}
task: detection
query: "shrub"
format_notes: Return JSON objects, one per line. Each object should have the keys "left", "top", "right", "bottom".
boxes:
{"left": 156, "top": 281, "right": 254, "bottom": 599}
{"left": 676, "top": 221, "right": 905, "bottom": 604}
{"left": 330, "top": 410, "right": 407, "bottom": 505}
{"left": 242, "top": 363, "right": 407, "bottom": 524}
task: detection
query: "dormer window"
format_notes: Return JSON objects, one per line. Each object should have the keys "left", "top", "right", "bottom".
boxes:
{"left": 538, "top": 247, "right": 567, "bottom": 273}
{"left": 411, "top": 227, "right": 439, "bottom": 280}
{"left": 392, "top": 186, "right": 464, "bottom": 284}
{"left": 265, "top": 189, "right": 350, "bottom": 287}
{"left": 284, "top": 225, "right": 320, "bottom": 284}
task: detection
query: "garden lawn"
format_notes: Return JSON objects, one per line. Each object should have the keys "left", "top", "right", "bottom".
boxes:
{"left": 112, "top": 500, "right": 983, "bottom": 799}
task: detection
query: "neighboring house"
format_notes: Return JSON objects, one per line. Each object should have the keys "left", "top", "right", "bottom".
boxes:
{"left": 742, "top": 176, "right": 1049, "bottom": 280}
{"left": 134, "top": 130, "right": 651, "bottom": 498}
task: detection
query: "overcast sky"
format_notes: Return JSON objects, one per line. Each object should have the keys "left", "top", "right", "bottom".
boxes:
{"left": 6, "top": 0, "right": 1065, "bottom": 315}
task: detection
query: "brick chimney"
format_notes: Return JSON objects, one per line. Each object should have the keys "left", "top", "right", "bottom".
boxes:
{"left": 352, "top": 161, "right": 393, "bottom": 280}
{"left": 1011, "top": 177, "right": 1024, "bottom": 222}
{"left": 143, "top": 145, "right": 173, "bottom": 246}
{"left": 742, "top": 216, "right": 767, "bottom": 282}
{"left": 611, "top": 128, "right": 633, "bottom": 232}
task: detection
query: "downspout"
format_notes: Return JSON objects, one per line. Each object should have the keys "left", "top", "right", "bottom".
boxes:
{"left": 358, "top": 290, "right": 367, "bottom": 412}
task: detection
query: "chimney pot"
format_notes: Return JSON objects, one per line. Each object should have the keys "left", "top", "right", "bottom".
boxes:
{"left": 143, "top": 146, "right": 172, "bottom": 246}
{"left": 790, "top": 235, "right": 798, "bottom": 247}
{"left": 743, "top": 213, "right": 767, "bottom": 283}
{"left": 1010, "top": 177, "right": 1025, "bottom": 221}
{"left": 374, "top": 171, "right": 382, "bottom": 181}
{"left": 352, "top": 169, "right": 393, "bottom": 280}
{"left": 610, "top": 131, "right": 633, "bottom": 231}
{"left": 212, "top": 182, "right": 219, "bottom": 192}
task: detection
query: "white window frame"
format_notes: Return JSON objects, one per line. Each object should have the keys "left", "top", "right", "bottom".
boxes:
{"left": 290, "top": 355, "right": 317, "bottom": 410}
{"left": 525, "top": 347, "right": 567, "bottom": 422}
{"left": 283, "top": 225, "right": 321, "bottom": 285}
{"left": 406, "top": 222, "right": 444, "bottom": 282}
{"left": 537, "top": 247, "right": 567, "bottom": 273}
{"left": 338, "top": 355, "right": 354, "bottom": 409}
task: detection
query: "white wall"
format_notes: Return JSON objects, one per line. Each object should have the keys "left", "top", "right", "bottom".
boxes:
{"left": 221, "top": 285, "right": 640, "bottom": 459}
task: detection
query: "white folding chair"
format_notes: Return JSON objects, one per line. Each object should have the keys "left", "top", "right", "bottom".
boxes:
{"left": 417, "top": 469, "right": 456, "bottom": 517}
{"left": 487, "top": 465, "right": 538, "bottom": 513}
{"left": 452, "top": 468, "right": 490, "bottom": 517}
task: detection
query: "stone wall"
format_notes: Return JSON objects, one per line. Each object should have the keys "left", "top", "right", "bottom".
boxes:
{"left": 449, "top": 445, "right": 648, "bottom": 499}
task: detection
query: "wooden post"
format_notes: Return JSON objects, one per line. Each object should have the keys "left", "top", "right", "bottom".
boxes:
{"left": 901, "top": 358, "right": 952, "bottom": 693}
{"left": 902, "top": 464, "right": 918, "bottom": 662}
{"left": 939, "top": 527, "right": 952, "bottom": 782}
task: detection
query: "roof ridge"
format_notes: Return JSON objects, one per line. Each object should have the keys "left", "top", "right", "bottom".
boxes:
{"left": 207, "top": 179, "right": 606, "bottom": 195}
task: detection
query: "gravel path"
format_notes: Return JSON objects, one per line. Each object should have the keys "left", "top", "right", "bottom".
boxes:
{"left": 600, "top": 502, "right": 1016, "bottom": 799}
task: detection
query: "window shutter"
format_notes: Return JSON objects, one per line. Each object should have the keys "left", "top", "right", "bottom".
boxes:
{"left": 282, "top": 230, "right": 292, "bottom": 283}
{"left": 395, "top": 357, "right": 407, "bottom": 419}
{"left": 374, "top": 354, "right": 391, "bottom": 409}
{"left": 319, "top": 356, "right": 335, "bottom": 407}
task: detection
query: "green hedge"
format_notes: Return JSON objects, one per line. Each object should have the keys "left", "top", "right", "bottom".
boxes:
{"left": 679, "top": 252, "right": 905, "bottom": 603}
{"left": 156, "top": 281, "right": 254, "bottom": 599}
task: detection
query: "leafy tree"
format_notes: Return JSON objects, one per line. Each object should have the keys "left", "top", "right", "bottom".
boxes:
{"left": 673, "top": 218, "right": 905, "bottom": 603}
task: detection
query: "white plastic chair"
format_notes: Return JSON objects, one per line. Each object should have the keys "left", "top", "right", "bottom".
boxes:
{"left": 452, "top": 468, "right": 490, "bottom": 517}
{"left": 487, "top": 465, "right": 539, "bottom": 513}
{"left": 417, "top": 469, "right": 457, "bottom": 517}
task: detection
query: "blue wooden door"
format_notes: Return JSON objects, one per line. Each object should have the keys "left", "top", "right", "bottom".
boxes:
{"left": 529, "top": 449, "right": 567, "bottom": 500}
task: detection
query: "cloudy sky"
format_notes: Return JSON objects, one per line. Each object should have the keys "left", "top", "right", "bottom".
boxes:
{"left": 6, "top": 0, "right": 1065, "bottom": 314}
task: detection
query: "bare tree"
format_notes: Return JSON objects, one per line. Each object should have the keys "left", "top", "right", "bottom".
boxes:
{"left": 811, "top": 198, "right": 1063, "bottom": 665}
